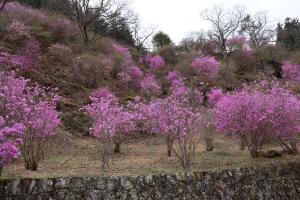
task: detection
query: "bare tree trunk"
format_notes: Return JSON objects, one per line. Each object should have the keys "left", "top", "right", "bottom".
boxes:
{"left": 205, "top": 137, "right": 214, "bottom": 151}
{"left": 249, "top": 149, "right": 260, "bottom": 158}
{"left": 239, "top": 138, "right": 246, "bottom": 151}
{"left": 165, "top": 135, "right": 173, "bottom": 157}
{"left": 101, "top": 137, "right": 111, "bottom": 170}
{"left": 113, "top": 136, "right": 122, "bottom": 154}
{"left": 22, "top": 138, "right": 46, "bottom": 171}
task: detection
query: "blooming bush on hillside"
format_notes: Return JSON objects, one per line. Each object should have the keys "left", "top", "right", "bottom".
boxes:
{"left": 207, "top": 88, "right": 224, "bottom": 106}
{"left": 191, "top": 55, "right": 220, "bottom": 81}
{"left": 127, "top": 66, "right": 144, "bottom": 80}
{"left": 6, "top": 20, "right": 31, "bottom": 41}
{"left": 140, "top": 74, "right": 162, "bottom": 97}
{"left": 0, "top": 40, "right": 42, "bottom": 70}
{"left": 143, "top": 54, "right": 165, "bottom": 71}
{"left": 112, "top": 44, "right": 132, "bottom": 64}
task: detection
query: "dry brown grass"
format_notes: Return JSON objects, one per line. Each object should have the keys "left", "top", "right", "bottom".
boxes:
{"left": 2, "top": 132, "right": 300, "bottom": 179}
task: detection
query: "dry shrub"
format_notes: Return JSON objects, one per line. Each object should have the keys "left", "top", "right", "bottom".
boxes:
{"left": 47, "top": 43, "right": 73, "bottom": 65}
{"left": 89, "top": 37, "right": 114, "bottom": 54}
{"left": 172, "top": 131, "right": 201, "bottom": 172}
{"left": 158, "top": 45, "right": 178, "bottom": 64}
{"left": 72, "top": 54, "right": 114, "bottom": 88}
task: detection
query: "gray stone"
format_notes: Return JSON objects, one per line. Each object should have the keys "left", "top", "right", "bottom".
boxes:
{"left": 0, "top": 162, "right": 299, "bottom": 200}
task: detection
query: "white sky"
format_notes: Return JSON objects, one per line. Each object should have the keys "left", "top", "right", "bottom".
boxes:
{"left": 131, "top": 0, "right": 300, "bottom": 44}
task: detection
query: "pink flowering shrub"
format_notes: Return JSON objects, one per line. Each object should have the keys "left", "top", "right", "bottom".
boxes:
{"left": 91, "top": 87, "right": 113, "bottom": 99}
{"left": 213, "top": 81, "right": 300, "bottom": 157}
{"left": 166, "top": 70, "right": 181, "bottom": 83}
{"left": 0, "top": 40, "right": 42, "bottom": 70}
{"left": 207, "top": 88, "right": 224, "bottom": 106}
{"left": 18, "top": 40, "right": 42, "bottom": 70}
{"left": 191, "top": 55, "right": 220, "bottom": 81}
{"left": 281, "top": 60, "right": 300, "bottom": 81}
{"left": 138, "top": 95, "right": 202, "bottom": 171}
{"left": 127, "top": 66, "right": 144, "bottom": 80}
{"left": 0, "top": 52, "right": 22, "bottom": 68}
{"left": 0, "top": 122, "right": 25, "bottom": 175}
{"left": 6, "top": 20, "right": 31, "bottom": 41}
{"left": 140, "top": 74, "right": 162, "bottom": 97}
{"left": 112, "top": 44, "right": 132, "bottom": 64}
{"left": 143, "top": 54, "right": 165, "bottom": 71}
{"left": 166, "top": 71, "right": 203, "bottom": 105}
{"left": 0, "top": 72, "right": 60, "bottom": 171}
{"left": 83, "top": 88, "right": 136, "bottom": 169}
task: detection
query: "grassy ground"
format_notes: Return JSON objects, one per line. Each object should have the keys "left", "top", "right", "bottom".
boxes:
{"left": 3, "top": 132, "right": 300, "bottom": 179}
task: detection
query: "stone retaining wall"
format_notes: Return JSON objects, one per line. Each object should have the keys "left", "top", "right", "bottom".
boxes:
{"left": 1, "top": 162, "right": 300, "bottom": 200}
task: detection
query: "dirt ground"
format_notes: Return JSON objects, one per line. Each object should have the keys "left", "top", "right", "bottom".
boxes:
{"left": 3, "top": 131, "right": 300, "bottom": 179}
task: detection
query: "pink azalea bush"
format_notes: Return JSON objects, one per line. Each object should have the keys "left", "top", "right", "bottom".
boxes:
{"left": 191, "top": 55, "right": 220, "bottom": 81}
{"left": 0, "top": 122, "right": 25, "bottom": 175}
{"left": 139, "top": 74, "right": 162, "bottom": 97}
{"left": 112, "top": 44, "right": 132, "bottom": 64}
{"left": 207, "top": 88, "right": 225, "bottom": 106}
{"left": 83, "top": 88, "right": 136, "bottom": 169}
{"left": 281, "top": 60, "right": 300, "bottom": 81}
{"left": 0, "top": 72, "right": 60, "bottom": 171}
{"left": 17, "top": 40, "right": 42, "bottom": 70}
{"left": 0, "top": 40, "right": 42, "bottom": 70}
{"left": 166, "top": 71, "right": 203, "bottom": 104}
{"left": 213, "top": 81, "right": 300, "bottom": 157}
{"left": 112, "top": 44, "right": 145, "bottom": 86}
{"left": 138, "top": 95, "right": 202, "bottom": 171}
{"left": 127, "top": 66, "right": 144, "bottom": 80}
{"left": 6, "top": 20, "right": 31, "bottom": 41}
{"left": 143, "top": 54, "right": 165, "bottom": 71}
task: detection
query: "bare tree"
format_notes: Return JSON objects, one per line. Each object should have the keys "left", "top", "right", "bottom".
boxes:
{"left": 200, "top": 5, "right": 246, "bottom": 67}
{"left": 131, "top": 15, "right": 156, "bottom": 54}
{"left": 69, "top": 0, "right": 126, "bottom": 46}
{"left": 178, "top": 31, "right": 209, "bottom": 53}
{"left": 240, "top": 11, "right": 276, "bottom": 67}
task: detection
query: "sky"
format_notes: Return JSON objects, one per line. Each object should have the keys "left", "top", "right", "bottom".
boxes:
{"left": 131, "top": 0, "right": 300, "bottom": 44}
